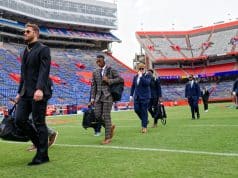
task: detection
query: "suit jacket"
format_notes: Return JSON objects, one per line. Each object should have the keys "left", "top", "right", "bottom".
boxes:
{"left": 150, "top": 77, "right": 162, "bottom": 98}
{"left": 130, "top": 73, "right": 152, "bottom": 101}
{"left": 18, "top": 42, "right": 52, "bottom": 99}
{"left": 91, "top": 66, "right": 121, "bottom": 102}
{"left": 185, "top": 82, "right": 201, "bottom": 100}
{"left": 233, "top": 79, "right": 238, "bottom": 95}
{"left": 201, "top": 90, "right": 209, "bottom": 100}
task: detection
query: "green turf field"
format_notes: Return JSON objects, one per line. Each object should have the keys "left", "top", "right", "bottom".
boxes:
{"left": 0, "top": 103, "right": 238, "bottom": 178}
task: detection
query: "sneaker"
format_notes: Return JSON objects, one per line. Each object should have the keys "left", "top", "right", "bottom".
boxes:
{"left": 26, "top": 145, "right": 36, "bottom": 152}
{"left": 48, "top": 131, "right": 58, "bottom": 148}
{"left": 94, "top": 132, "right": 101, "bottom": 136}
{"left": 205, "top": 110, "right": 208, "bottom": 112}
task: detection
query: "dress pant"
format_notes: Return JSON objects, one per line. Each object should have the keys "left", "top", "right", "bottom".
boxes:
{"left": 202, "top": 98, "right": 208, "bottom": 110}
{"left": 94, "top": 101, "right": 113, "bottom": 139}
{"left": 188, "top": 97, "right": 199, "bottom": 118}
{"left": 134, "top": 99, "right": 149, "bottom": 128}
{"left": 148, "top": 97, "right": 159, "bottom": 124}
{"left": 15, "top": 97, "right": 48, "bottom": 158}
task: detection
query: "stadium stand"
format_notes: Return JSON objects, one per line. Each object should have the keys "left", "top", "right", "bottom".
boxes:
{"left": 0, "top": 42, "right": 135, "bottom": 109}
{"left": 136, "top": 20, "right": 238, "bottom": 61}
{"left": 136, "top": 20, "right": 238, "bottom": 106}
{"left": 0, "top": 0, "right": 238, "bottom": 114}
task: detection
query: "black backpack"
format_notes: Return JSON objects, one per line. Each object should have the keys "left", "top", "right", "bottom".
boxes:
{"left": 106, "top": 67, "right": 124, "bottom": 102}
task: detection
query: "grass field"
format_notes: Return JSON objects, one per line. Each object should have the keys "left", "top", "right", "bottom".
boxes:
{"left": 0, "top": 103, "right": 238, "bottom": 178}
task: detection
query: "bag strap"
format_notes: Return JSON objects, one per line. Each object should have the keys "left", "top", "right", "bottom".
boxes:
{"left": 8, "top": 104, "right": 16, "bottom": 115}
{"left": 106, "top": 66, "right": 112, "bottom": 78}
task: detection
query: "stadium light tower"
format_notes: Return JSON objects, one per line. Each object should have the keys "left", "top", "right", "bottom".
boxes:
{"left": 171, "top": 23, "right": 175, "bottom": 30}
{"left": 227, "top": 13, "right": 232, "bottom": 21}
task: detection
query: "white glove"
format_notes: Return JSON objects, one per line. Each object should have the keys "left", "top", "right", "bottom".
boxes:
{"left": 129, "top": 96, "right": 133, "bottom": 102}
{"left": 232, "top": 91, "right": 236, "bottom": 96}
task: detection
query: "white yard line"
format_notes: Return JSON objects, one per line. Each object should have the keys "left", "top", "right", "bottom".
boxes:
{"left": 1, "top": 140, "right": 238, "bottom": 157}
{"left": 186, "top": 124, "right": 238, "bottom": 127}
{"left": 52, "top": 124, "right": 238, "bottom": 128}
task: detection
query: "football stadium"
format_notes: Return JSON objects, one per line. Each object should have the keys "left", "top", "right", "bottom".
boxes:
{"left": 0, "top": 0, "right": 238, "bottom": 177}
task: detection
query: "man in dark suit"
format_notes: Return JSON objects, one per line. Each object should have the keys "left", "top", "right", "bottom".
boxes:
{"left": 90, "top": 55, "right": 121, "bottom": 144}
{"left": 15, "top": 23, "right": 52, "bottom": 165}
{"left": 147, "top": 69, "right": 162, "bottom": 128}
{"left": 185, "top": 75, "right": 201, "bottom": 119}
{"left": 201, "top": 87, "right": 210, "bottom": 112}
{"left": 130, "top": 63, "right": 152, "bottom": 133}
{"left": 232, "top": 78, "right": 238, "bottom": 109}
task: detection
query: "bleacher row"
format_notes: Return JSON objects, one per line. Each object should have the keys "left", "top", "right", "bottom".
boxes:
{"left": 156, "top": 62, "right": 237, "bottom": 77}
{"left": 0, "top": 43, "right": 236, "bottom": 109}
{"left": 0, "top": 18, "right": 119, "bottom": 42}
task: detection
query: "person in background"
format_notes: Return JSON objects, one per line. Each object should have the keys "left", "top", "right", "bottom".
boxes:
{"left": 185, "top": 74, "right": 201, "bottom": 119}
{"left": 147, "top": 69, "right": 162, "bottom": 128}
{"left": 27, "top": 125, "right": 58, "bottom": 151}
{"left": 130, "top": 63, "right": 152, "bottom": 133}
{"left": 90, "top": 55, "right": 121, "bottom": 144}
{"left": 15, "top": 23, "right": 52, "bottom": 165}
{"left": 201, "top": 86, "right": 215, "bottom": 112}
{"left": 232, "top": 78, "right": 238, "bottom": 109}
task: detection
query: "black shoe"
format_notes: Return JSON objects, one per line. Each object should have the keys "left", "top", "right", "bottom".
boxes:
{"left": 28, "top": 156, "right": 49, "bottom": 166}
{"left": 197, "top": 114, "right": 200, "bottom": 119}
{"left": 192, "top": 115, "right": 195, "bottom": 120}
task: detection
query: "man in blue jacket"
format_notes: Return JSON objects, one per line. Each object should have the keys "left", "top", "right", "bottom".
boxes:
{"left": 185, "top": 75, "right": 201, "bottom": 119}
{"left": 130, "top": 63, "right": 152, "bottom": 133}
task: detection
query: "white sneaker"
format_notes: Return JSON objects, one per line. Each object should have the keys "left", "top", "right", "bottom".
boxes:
{"left": 205, "top": 110, "right": 208, "bottom": 112}
{"left": 94, "top": 132, "right": 101, "bottom": 136}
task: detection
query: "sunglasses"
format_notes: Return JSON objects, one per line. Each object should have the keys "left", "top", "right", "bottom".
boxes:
{"left": 23, "top": 30, "right": 33, "bottom": 34}
{"left": 139, "top": 68, "right": 144, "bottom": 70}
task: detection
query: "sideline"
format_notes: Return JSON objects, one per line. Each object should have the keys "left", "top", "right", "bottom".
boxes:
{"left": 1, "top": 140, "right": 238, "bottom": 157}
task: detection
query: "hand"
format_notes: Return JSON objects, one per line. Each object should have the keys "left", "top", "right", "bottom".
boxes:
{"left": 15, "top": 94, "right": 20, "bottom": 103}
{"left": 138, "top": 71, "right": 142, "bottom": 77}
{"left": 34, "top": 89, "right": 43, "bottom": 101}
{"left": 158, "top": 97, "right": 162, "bottom": 102}
{"left": 88, "top": 102, "right": 93, "bottom": 107}
{"left": 102, "top": 76, "right": 109, "bottom": 83}
{"left": 90, "top": 99, "right": 95, "bottom": 105}
{"left": 129, "top": 96, "right": 133, "bottom": 102}
{"left": 147, "top": 70, "right": 152, "bottom": 76}
{"left": 232, "top": 91, "right": 236, "bottom": 96}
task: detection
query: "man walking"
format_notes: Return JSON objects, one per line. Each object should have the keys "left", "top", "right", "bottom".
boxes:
{"left": 185, "top": 75, "right": 201, "bottom": 119}
{"left": 90, "top": 55, "right": 121, "bottom": 144}
{"left": 15, "top": 23, "right": 52, "bottom": 165}
{"left": 147, "top": 69, "right": 162, "bottom": 128}
{"left": 232, "top": 78, "right": 238, "bottom": 109}
{"left": 130, "top": 63, "right": 152, "bottom": 133}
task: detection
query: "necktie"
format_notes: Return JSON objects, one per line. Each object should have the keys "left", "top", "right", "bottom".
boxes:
{"left": 99, "top": 68, "right": 103, "bottom": 77}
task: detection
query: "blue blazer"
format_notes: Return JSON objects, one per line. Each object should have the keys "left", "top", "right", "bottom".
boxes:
{"left": 185, "top": 82, "right": 201, "bottom": 100}
{"left": 130, "top": 73, "right": 151, "bottom": 101}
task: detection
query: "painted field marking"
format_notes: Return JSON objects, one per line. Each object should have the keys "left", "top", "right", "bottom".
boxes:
{"left": 1, "top": 140, "right": 238, "bottom": 157}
